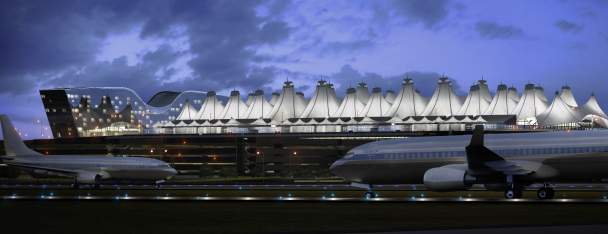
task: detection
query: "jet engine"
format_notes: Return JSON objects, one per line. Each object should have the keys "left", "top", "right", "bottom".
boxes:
{"left": 76, "top": 171, "right": 111, "bottom": 183}
{"left": 423, "top": 165, "right": 474, "bottom": 191}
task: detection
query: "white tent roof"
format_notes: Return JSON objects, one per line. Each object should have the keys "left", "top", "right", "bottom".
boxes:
{"left": 535, "top": 86, "right": 549, "bottom": 103}
{"left": 484, "top": 84, "right": 518, "bottom": 115}
{"left": 333, "top": 87, "right": 365, "bottom": 117}
{"left": 194, "top": 91, "right": 224, "bottom": 120}
{"left": 296, "top": 92, "right": 308, "bottom": 110}
{"left": 245, "top": 93, "right": 255, "bottom": 106}
{"left": 508, "top": 86, "right": 520, "bottom": 102}
{"left": 269, "top": 92, "right": 280, "bottom": 106}
{"left": 220, "top": 90, "right": 248, "bottom": 119}
{"left": 478, "top": 80, "right": 493, "bottom": 103}
{"left": 269, "top": 81, "right": 307, "bottom": 121}
{"left": 559, "top": 86, "right": 578, "bottom": 107}
{"left": 176, "top": 100, "right": 199, "bottom": 120}
{"left": 385, "top": 78, "right": 428, "bottom": 118}
{"left": 176, "top": 120, "right": 191, "bottom": 127}
{"left": 359, "top": 87, "right": 391, "bottom": 117}
{"left": 421, "top": 77, "right": 463, "bottom": 116}
{"left": 328, "top": 83, "right": 340, "bottom": 104}
{"left": 579, "top": 94, "right": 608, "bottom": 119}
{"left": 385, "top": 90, "right": 396, "bottom": 104}
{"left": 458, "top": 82, "right": 491, "bottom": 115}
{"left": 245, "top": 90, "right": 273, "bottom": 119}
{"left": 300, "top": 80, "right": 340, "bottom": 118}
{"left": 355, "top": 82, "right": 370, "bottom": 105}
{"left": 513, "top": 84, "right": 549, "bottom": 121}
{"left": 537, "top": 92, "right": 583, "bottom": 126}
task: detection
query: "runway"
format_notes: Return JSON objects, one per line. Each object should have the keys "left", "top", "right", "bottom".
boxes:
{"left": 4, "top": 194, "right": 608, "bottom": 203}
{"left": 2, "top": 183, "right": 608, "bottom": 202}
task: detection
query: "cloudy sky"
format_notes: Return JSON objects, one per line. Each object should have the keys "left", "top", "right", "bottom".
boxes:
{"left": 1, "top": 0, "right": 608, "bottom": 139}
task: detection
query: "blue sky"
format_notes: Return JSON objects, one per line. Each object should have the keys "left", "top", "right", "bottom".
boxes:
{"left": 1, "top": 0, "right": 607, "bottom": 139}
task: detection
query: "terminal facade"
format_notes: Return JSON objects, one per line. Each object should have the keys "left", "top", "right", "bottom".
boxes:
{"left": 40, "top": 78, "right": 608, "bottom": 138}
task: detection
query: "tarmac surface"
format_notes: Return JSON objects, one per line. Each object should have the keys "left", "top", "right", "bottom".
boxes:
{"left": 3, "top": 183, "right": 608, "bottom": 233}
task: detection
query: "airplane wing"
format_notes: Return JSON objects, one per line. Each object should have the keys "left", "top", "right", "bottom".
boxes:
{"left": 5, "top": 162, "right": 79, "bottom": 176}
{"left": 465, "top": 125, "right": 534, "bottom": 176}
{"left": 5, "top": 162, "right": 111, "bottom": 182}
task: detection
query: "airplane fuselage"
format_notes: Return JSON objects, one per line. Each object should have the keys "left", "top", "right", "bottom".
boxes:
{"left": 4, "top": 154, "right": 177, "bottom": 181}
{"left": 330, "top": 130, "right": 608, "bottom": 185}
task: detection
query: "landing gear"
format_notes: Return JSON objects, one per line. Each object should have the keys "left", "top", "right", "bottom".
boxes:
{"left": 504, "top": 188, "right": 523, "bottom": 199}
{"left": 504, "top": 175, "right": 523, "bottom": 199}
{"left": 537, "top": 185, "right": 555, "bottom": 200}
{"left": 364, "top": 191, "right": 378, "bottom": 199}
{"left": 72, "top": 178, "right": 80, "bottom": 189}
{"left": 93, "top": 175, "right": 102, "bottom": 189}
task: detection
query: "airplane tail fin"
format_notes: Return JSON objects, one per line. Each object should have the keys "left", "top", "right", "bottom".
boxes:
{"left": 465, "top": 125, "right": 504, "bottom": 170}
{"left": 0, "top": 115, "right": 41, "bottom": 156}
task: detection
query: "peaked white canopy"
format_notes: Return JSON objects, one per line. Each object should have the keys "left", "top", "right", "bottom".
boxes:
{"left": 269, "top": 92, "right": 280, "bottom": 106}
{"left": 421, "top": 77, "right": 463, "bottom": 116}
{"left": 220, "top": 90, "right": 248, "bottom": 119}
{"left": 535, "top": 86, "right": 549, "bottom": 104}
{"left": 478, "top": 80, "right": 493, "bottom": 103}
{"left": 559, "top": 86, "right": 578, "bottom": 107}
{"left": 245, "top": 93, "right": 255, "bottom": 106}
{"left": 385, "top": 90, "right": 396, "bottom": 104}
{"left": 269, "top": 81, "right": 307, "bottom": 121}
{"left": 484, "top": 84, "right": 518, "bottom": 115}
{"left": 508, "top": 86, "right": 520, "bottom": 102}
{"left": 300, "top": 80, "right": 340, "bottom": 118}
{"left": 355, "top": 82, "right": 370, "bottom": 105}
{"left": 194, "top": 91, "right": 224, "bottom": 120}
{"left": 580, "top": 94, "right": 608, "bottom": 119}
{"left": 537, "top": 92, "right": 583, "bottom": 126}
{"left": 244, "top": 90, "right": 273, "bottom": 119}
{"left": 385, "top": 78, "right": 428, "bottom": 118}
{"left": 296, "top": 92, "right": 308, "bottom": 111}
{"left": 359, "top": 87, "right": 391, "bottom": 117}
{"left": 458, "top": 82, "right": 491, "bottom": 115}
{"left": 333, "top": 87, "right": 365, "bottom": 117}
{"left": 176, "top": 100, "right": 199, "bottom": 120}
{"left": 513, "top": 84, "right": 548, "bottom": 121}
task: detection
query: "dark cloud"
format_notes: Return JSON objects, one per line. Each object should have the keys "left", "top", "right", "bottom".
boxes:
{"left": 329, "top": 65, "right": 465, "bottom": 97}
{"left": 475, "top": 21, "right": 524, "bottom": 39}
{"left": 320, "top": 40, "right": 375, "bottom": 56}
{"left": 555, "top": 20, "right": 583, "bottom": 33}
{"left": 0, "top": 0, "right": 292, "bottom": 97}
{"left": 390, "top": 0, "right": 451, "bottom": 29}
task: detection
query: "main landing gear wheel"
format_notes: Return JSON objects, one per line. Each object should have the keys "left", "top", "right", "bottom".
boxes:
{"left": 537, "top": 187, "right": 555, "bottom": 200}
{"left": 504, "top": 189, "right": 523, "bottom": 199}
{"left": 364, "top": 191, "right": 378, "bottom": 199}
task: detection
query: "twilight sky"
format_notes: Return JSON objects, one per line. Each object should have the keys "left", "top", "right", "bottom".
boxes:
{"left": 1, "top": 0, "right": 608, "bottom": 139}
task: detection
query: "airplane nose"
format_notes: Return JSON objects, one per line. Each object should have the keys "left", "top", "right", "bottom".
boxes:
{"left": 165, "top": 168, "right": 178, "bottom": 178}
{"left": 330, "top": 160, "right": 345, "bottom": 174}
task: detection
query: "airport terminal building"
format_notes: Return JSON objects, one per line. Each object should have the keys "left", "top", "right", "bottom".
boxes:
{"left": 40, "top": 78, "right": 608, "bottom": 138}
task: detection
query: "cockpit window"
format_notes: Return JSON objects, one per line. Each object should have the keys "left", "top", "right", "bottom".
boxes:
{"left": 344, "top": 152, "right": 355, "bottom": 159}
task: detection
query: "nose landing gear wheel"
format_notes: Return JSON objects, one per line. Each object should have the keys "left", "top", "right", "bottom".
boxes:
{"left": 364, "top": 191, "right": 378, "bottom": 199}
{"left": 537, "top": 187, "right": 555, "bottom": 200}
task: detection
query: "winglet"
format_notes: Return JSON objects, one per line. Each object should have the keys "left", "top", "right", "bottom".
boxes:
{"left": 469, "top": 125, "right": 484, "bottom": 147}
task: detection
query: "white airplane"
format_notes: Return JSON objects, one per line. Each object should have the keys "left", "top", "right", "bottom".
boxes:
{"left": 331, "top": 125, "right": 608, "bottom": 199}
{"left": 0, "top": 115, "right": 177, "bottom": 188}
